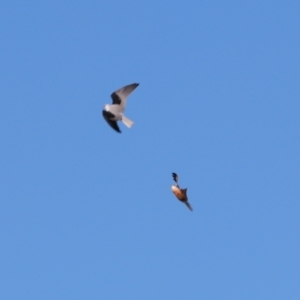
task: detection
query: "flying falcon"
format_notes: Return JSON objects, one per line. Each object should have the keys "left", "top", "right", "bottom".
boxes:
{"left": 102, "top": 83, "right": 139, "bottom": 133}
{"left": 171, "top": 172, "right": 193, "bottom": 211}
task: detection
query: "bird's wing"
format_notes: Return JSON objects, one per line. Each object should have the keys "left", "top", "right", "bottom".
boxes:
{"left": 111, "top": 83, "right": 139, "bottom": 107}
{"left": 102, "top": 110, "right": 121, "bottom": 133}
{"left": 182, "top": 188, "right": 188, "bottom": 200}
{"left": 106, "top": 119, "right": 121, "bottom": 133}
{"left": 172, "top": 172, "right": 179, "bottom": 184}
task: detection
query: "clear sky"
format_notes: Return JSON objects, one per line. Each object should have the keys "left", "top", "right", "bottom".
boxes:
{"left": 1, "top": 1, "right": 299, "bottom": 299}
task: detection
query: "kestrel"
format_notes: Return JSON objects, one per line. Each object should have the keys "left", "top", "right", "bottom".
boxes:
{"left": 171, "top": 172, "right": 193, "bottom": 211}
{"left": 102, "top": 83, "right": 139, "bottom": 133}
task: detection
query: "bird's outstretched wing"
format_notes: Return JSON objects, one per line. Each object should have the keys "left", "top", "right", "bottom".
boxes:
{"left": 102, "top": 110, "right": 121, "bottom": 133}
{"left": 172, "top": 172, "right": 179, "bottom": 184}
{"left": 111, "top": 83, "right": 139, "bottom": 107}
{"left": 106, "top": 119, "right": 121, "bottom": 133}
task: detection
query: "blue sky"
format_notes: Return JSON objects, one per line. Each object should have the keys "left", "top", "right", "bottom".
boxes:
{"left": 1, "top": 1, "right": 299, "bottom": 299}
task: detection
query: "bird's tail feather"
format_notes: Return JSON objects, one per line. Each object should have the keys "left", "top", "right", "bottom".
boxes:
{"left": 185, "top": 202, "right": 193, "bottom": 211}
{"left": 122, "top": 115, "right": 134, "bottom": 128}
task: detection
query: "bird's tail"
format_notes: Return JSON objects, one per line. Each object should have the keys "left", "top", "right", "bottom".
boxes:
{"left": 185, "top": 202, "right": 193, "bottom": 211}
{"left": 122, "top": 115, "right": 134, "bottom": 128}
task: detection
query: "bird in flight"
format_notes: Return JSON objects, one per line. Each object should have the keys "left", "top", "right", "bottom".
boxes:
{"left": 102, "top": 83, "right": 139, "bottom": 133}
{"left": 171, "top": 172, "right": 193, "bottom": 211}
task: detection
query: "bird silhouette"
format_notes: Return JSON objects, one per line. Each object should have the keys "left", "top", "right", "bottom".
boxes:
{"left": 102, "top": 83, "right": 139, "bottom": 133}
{"left": 171, "top": 172, "right": 193, "bottom": 211}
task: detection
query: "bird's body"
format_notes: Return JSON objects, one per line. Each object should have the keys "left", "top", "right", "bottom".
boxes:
{"left": 171, "top": 185, "right": 187, "bottom": 201}
{"left": 102, "top": 83, "right": 139, "bottom": 133}
{"left": 171, "top": 172, "right": 193, "bottom": 211}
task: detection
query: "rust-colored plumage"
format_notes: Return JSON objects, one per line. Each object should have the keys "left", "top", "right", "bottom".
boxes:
{"left": 171, "top": 172, "right": 193, "bottom": 211}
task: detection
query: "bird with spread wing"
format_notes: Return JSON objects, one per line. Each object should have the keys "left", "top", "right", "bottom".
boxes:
{"left": 171, "top": 172, "right": 193, "bottom": 211}
{"left": 102, "top": 83, "right": 139, "bottom": 133}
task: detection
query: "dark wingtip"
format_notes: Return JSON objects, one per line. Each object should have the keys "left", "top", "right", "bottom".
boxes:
{"left": 172, "top": 173, "right": 179, "bottom": 185}
{"left": 114, "top": 126, "right": 121, "bottom": 133}
{"left": 111, "top": 127, "right": 121, "bottom": 133}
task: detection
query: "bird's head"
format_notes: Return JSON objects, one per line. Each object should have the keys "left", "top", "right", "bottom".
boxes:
{"left": 103, "top": 104, "right": 110, "bottom": 111}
